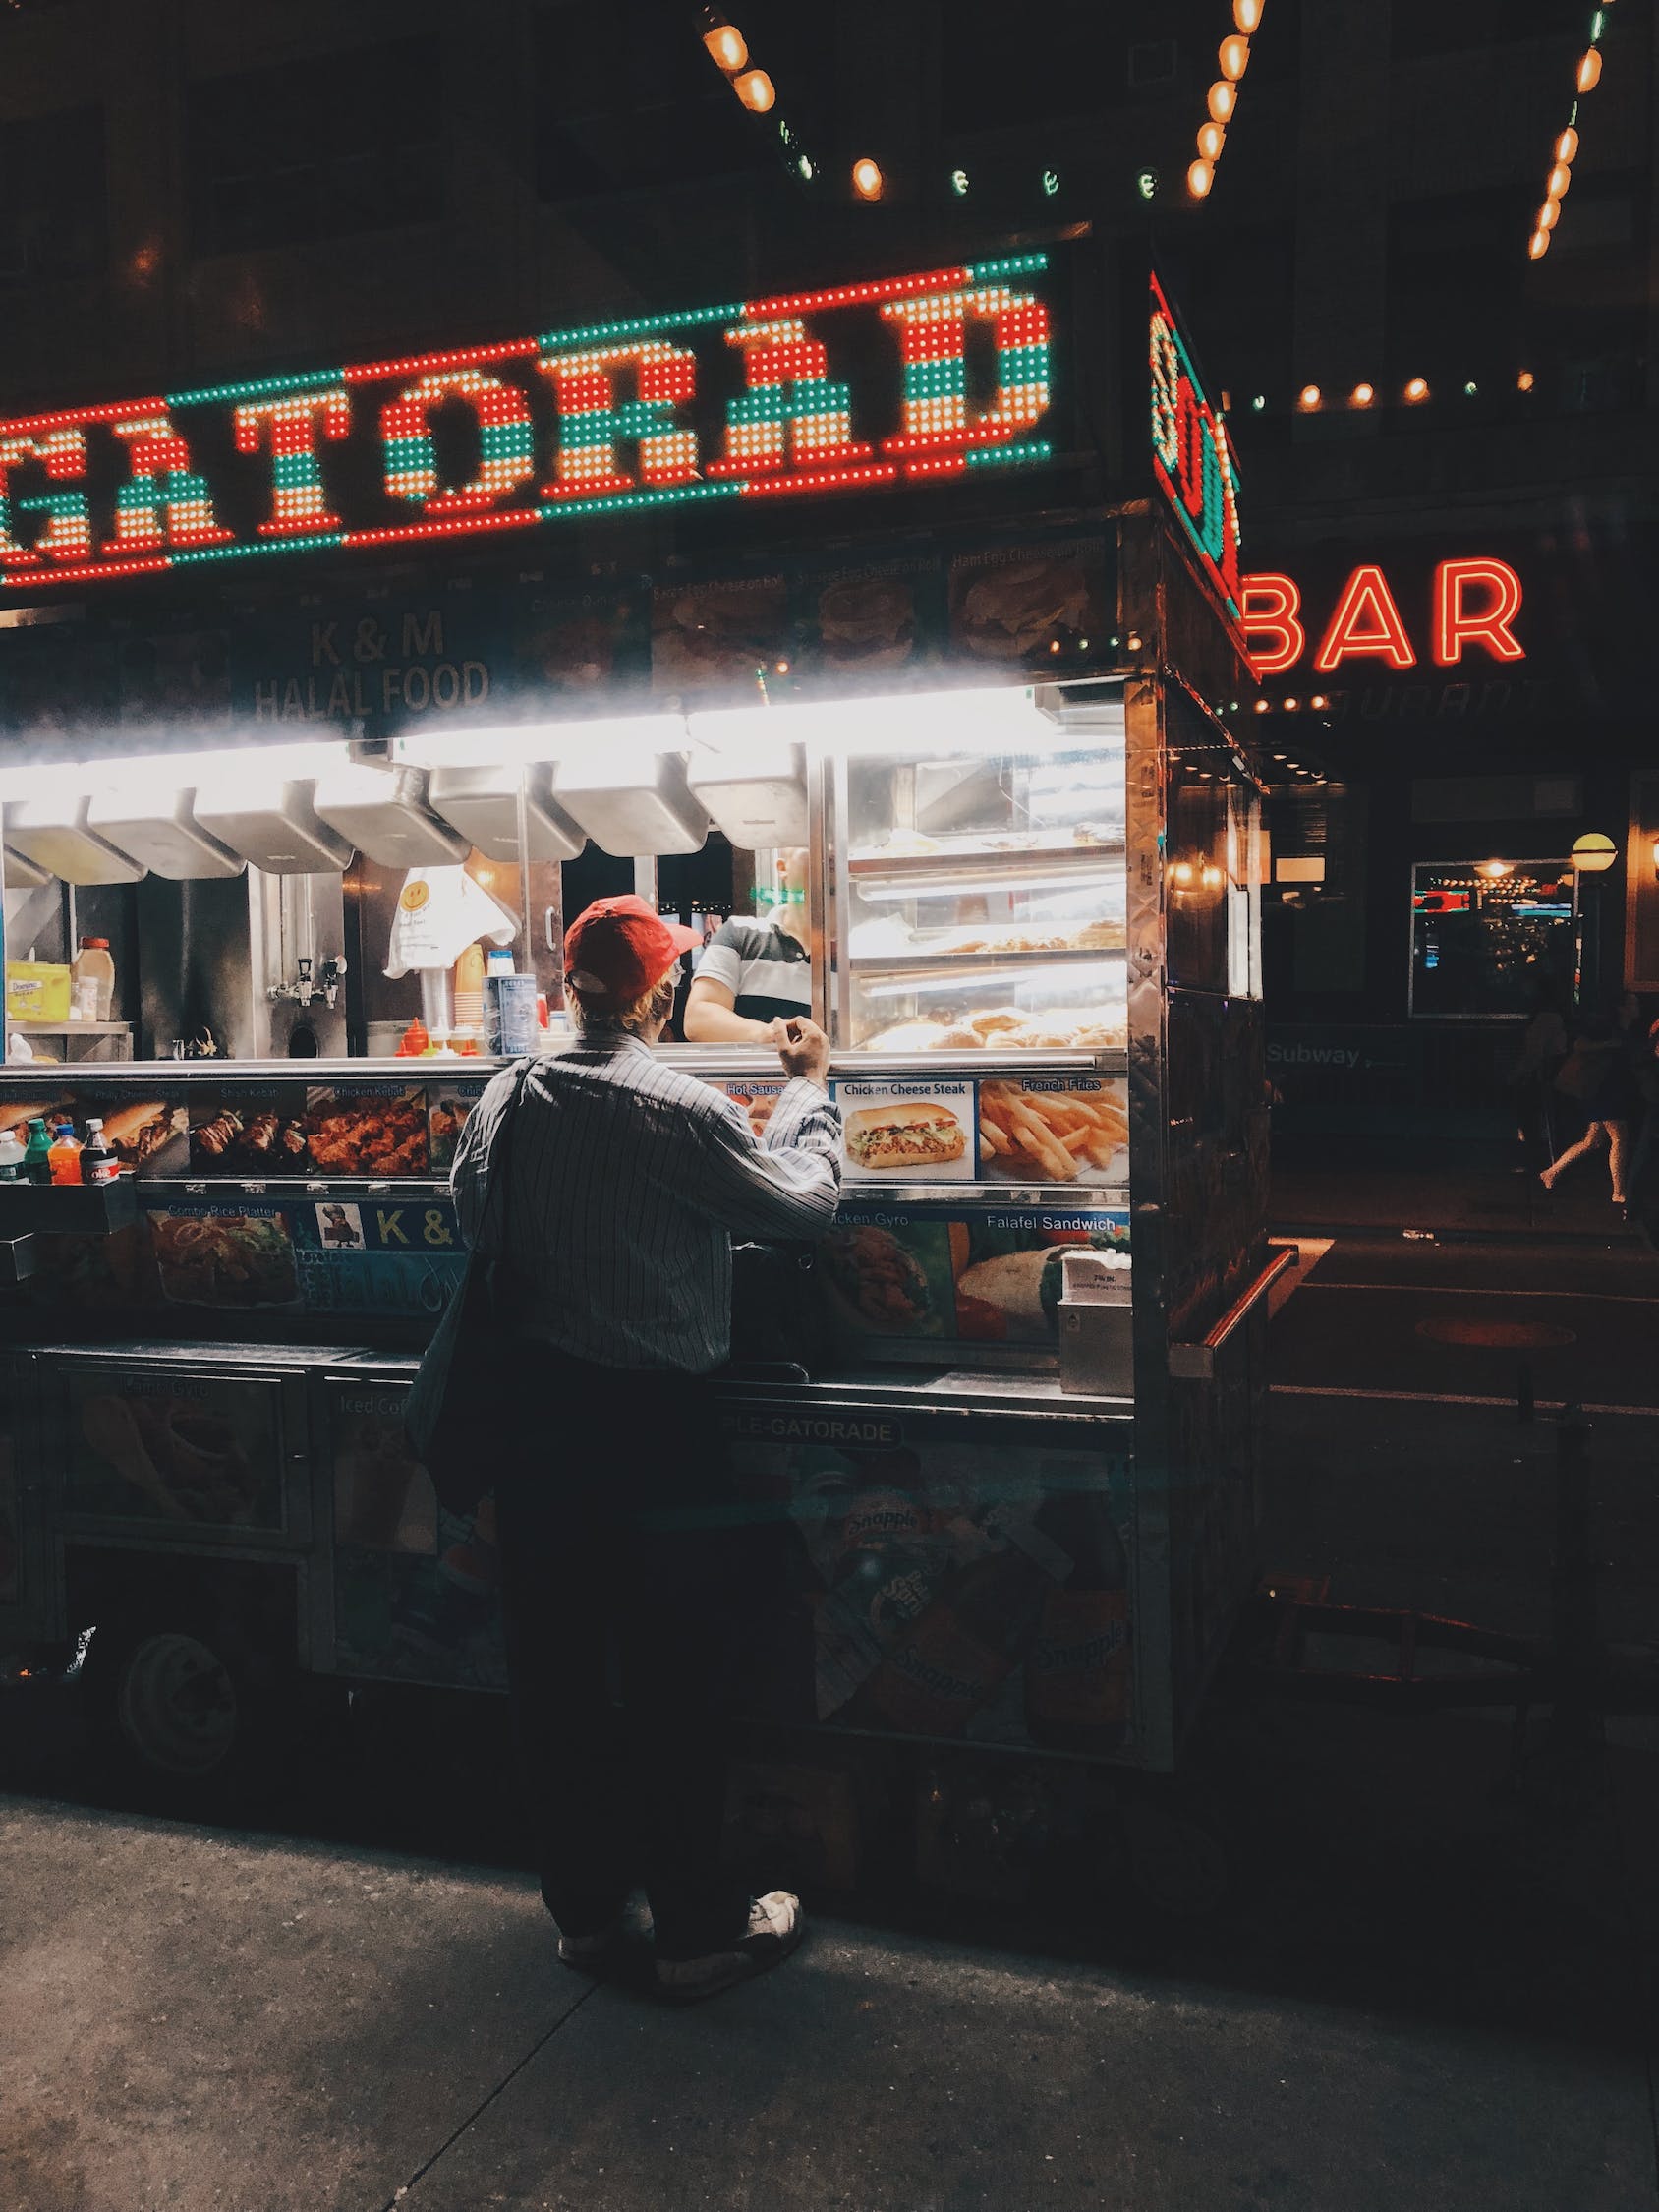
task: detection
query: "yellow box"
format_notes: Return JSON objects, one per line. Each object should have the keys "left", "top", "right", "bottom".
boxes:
{"left": 6, "top": 961, "right": 73, "bottom": 1023}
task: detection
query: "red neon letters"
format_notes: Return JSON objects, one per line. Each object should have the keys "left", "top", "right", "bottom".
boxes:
{"left": 1242, "top": 559, "right": 1525, "bottom": 676}
{"left": 1236, "top": 573, "right": 1304, "bottom": 674}
{"left": 1313, "top": 565, "right": 1415, "bottom": 671}
{"left": 1433, "top": 557, "right": 1523, "bottom": 666}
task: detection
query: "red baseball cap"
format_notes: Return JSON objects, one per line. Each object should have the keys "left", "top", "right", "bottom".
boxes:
{"left": 562, "top": 895, "right": 701, "bottom": 1012}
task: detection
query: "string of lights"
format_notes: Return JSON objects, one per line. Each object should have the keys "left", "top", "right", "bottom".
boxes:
{"left": 1239, "top": 369, "right": 1551, "bottom": 417}
{"left": 1527, "top": 2, "right": 1616, "bottom": 261}
{"left": 1187, "top": 0, "right": 1262, "bottom": 201}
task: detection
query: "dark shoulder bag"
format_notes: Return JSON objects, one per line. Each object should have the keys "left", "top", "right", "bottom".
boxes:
{"left": 404, "top": 1061, "right": 531, "bottom": 1515}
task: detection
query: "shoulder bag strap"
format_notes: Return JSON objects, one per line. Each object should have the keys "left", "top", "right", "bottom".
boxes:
{"left": 478, "top": 1058, "right": 534, "bottom": 1256}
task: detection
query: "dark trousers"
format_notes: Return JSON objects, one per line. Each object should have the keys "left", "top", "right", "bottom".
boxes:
{"left": 492, "top": 1352, "right": 752, "bottom": 1959}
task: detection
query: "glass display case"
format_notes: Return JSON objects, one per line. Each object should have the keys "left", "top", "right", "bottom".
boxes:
{"left": 830, "top": 696, "right": 1128, "bottom": 1054}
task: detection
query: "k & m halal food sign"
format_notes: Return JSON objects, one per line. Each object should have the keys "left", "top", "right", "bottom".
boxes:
{"left": 0, "top": 255, "right": 1056, "bottom": 598}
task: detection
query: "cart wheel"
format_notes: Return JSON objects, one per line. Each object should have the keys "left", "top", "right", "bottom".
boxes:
{"left": 1122, "top": 1803, "right": 1232, "bottom": 1919}
{"left": 84, "top": 1613, "right": 285, "bottom": 1801}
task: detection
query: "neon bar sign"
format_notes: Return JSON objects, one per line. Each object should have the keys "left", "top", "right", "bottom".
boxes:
{"left": 1149, "top": 268, "right": 1242, "bottom": 627}
{"left": 1241, "top": 560, "right": 1524, "bottom": 675}
{"left": 0, "top": 255, "right": 1054, "bottom": 597}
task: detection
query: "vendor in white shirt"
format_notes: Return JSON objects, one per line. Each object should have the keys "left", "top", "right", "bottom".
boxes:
{"left": 683, "top": 847, "right": 814, "bottom": 1045}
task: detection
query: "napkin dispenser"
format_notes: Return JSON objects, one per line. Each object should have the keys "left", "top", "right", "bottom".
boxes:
{"left": 1057, "top": 1249, "right": 1132, "bottom": 1397}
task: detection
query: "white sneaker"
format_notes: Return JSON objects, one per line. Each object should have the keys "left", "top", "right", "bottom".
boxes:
{"left": 655, "top": 1892, "right": 805, "bottom": 2003}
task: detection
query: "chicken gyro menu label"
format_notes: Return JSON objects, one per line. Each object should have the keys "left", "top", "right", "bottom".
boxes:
{"left": 66, "top": 1368, "right": 286, "bottom": 1532}
{"left": 833, "top": 1080, "right": 976, "bottom": 1186}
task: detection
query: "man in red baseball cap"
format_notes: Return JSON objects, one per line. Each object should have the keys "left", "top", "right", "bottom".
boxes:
{"left": 452, "top": 893, "right": 840, "bottom": 2001}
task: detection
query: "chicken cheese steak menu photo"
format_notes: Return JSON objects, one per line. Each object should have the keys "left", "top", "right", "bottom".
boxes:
{"left": 835, "top": 1080, "right": 974, "bottom": 1185}
{"left": 66, "top": 1369, "right": 284, "bottom": 1528}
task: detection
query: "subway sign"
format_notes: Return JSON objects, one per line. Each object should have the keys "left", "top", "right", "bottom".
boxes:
{"left": 1241, "top": 559, "right": 1524, "bottom": 675}
{"left": 1149, "top": 268, "right": 1243, "bottom": 631}
{"left": 0, "top": 254, "right": 1057, "bottom": 597}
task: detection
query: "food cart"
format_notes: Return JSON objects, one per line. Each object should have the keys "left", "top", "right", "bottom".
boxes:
{"left": 0, "top": 237, "right": 1272, "bottom": 1835}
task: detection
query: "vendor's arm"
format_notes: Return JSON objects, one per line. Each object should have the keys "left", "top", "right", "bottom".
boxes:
{"left": 682, "top": 974, "right": 780, "bottom": 1045}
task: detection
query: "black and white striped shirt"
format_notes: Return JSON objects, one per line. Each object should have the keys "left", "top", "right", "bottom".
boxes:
{"left": 451, "top": 1033, "right": 841, "bottom": 1372}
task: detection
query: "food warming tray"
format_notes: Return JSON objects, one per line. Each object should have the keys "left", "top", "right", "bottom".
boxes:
{"left": 312, "top": 764, "right": 471, "bottom": 867}
{"left": 4, "top": 796, "right": 147, "bottom": 885}
{"left": 427, "top": 761, "right": 587, "bottom": 863}
{"left": 550, "top": 750, "right": 708, "bottom": 857}
{"left": 686, "top": 740, "right": 809, "bottom": 847}
{"left": 86, "top": 788, "right": 246, "bottom": 881}
{"left": 193, "top": 773, "right": 356, "bottom": 874}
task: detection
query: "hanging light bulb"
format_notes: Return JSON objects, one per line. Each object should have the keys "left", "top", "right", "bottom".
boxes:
{"left": 1187, "top": 156, "right": 1216, "bottom": 198}
{"left": 1297, "top": 384, "right": 1321, "bottom": 411}
{"left": 1219, "top": 33, "right": 1250, "bottom": 78}
{"left": 1351, "top": 381, "right": 1374, "bottom": 407}
{"left": 734, "top": 68, "right": 774, "bottom": 111}
{"left": 851, "top": 155, "right": 885, "bottom": 200}
{"left": 1208, "top": 79, "right": 1237, "bottom": 122}
{"left": 1198, "top": 120, "right": 1227, "bottom": 160}
{"left": 1576, "top": 46, "right": 1602, "bottom": 92}
{"left": 1555, "top": 126, "right": 1580, "bottom": 164}
{"left": 1527, "top": 228, "right": 1551, "bottom": 261}
{"left": 1547, "top": 161, "right": 1572, "bottom": 199}
{"left": 1536, "top": 199, "right": 1559, "bottom": 231}
{"left": 1233, "top": 0, "right": 1264, "bottom": 29}
{"left": 1404, "top": 376, "right": 1429, "bottom": 402}
{"left": 1516, "top": 369, "right": 1536, "bottom": 391}
{"left": 699, "top": 13, "right": 748, "bottom": 72}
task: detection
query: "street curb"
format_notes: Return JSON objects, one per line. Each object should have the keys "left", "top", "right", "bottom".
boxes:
{"left": 1269, "top": 1218, "right": 1656, "bottom": 1253}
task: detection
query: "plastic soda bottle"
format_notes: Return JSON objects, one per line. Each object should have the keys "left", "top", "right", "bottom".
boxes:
{"left": 23, "top": 1118, "right": 53, "bottom": 1185}
{"left": 81, "top": 1118, "right": 120, "bottom": 1188}
{"left": 49, "top": 1122, "right": 84, "bottom": 1185}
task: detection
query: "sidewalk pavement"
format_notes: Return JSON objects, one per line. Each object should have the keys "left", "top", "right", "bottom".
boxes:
{"left": 1271, "top": 1148, "right": 1649, "bottom": 1244}
{"left": 2, "top": 1791, "right": 1653, "bottom": 2212}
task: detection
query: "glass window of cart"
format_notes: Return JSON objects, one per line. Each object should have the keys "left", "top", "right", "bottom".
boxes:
{"left": 829, "top": 688, "right": 1126, "bottom": 1053}
{"left": 1166, "top": 757, "right": 1261, "bottom": 1000}
{"left": 1408, "top": 858, "right": 1575, "bottom": 1018}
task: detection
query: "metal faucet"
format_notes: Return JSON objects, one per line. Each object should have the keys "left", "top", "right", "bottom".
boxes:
{"left": 268, "top": 954, "right": 347, "bottom": 1010}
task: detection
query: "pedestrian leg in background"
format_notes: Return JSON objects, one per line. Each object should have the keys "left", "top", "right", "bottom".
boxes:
{"left": 1605, "top": 1118, "right": 1630, "bottom": 1206}
{"left": 1539, "top": 1120, "right": 1608, "bottom": 1193}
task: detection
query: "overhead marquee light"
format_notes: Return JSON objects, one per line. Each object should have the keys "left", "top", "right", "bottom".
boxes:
{"left": 734, "top": 68, "right": 775, "bottom": 111}
{"left": 698, "top": 9, "right": 748, "bottom": 72}
{"left": 1189, "top": 7, "right": 1261, "bottom": 201}
{"left": 1526, "top": 3, "right": 1613, "bottom": 259}
{"left": 851, "top": 155, "right": 885, "bottom": 201}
